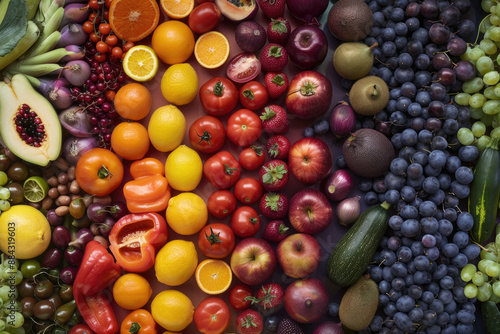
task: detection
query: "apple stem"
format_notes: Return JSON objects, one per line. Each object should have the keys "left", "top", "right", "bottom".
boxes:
{"left": 305, "top": 299, "right": 312, "bottom": 308}
{"left": 371, "top": 85, "right": 379, "bottom": 98}
{"left": 307, "top": 209, "right": 313, "bottom": 223}
{"left": 297, "top": 241, "right": 302, "bottom": 251}
{"left": 369, "top": 42, "right": 379, "bottom": 51}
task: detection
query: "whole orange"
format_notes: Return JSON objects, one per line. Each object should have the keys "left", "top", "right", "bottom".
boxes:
{"left": 152, "top": 21, "right": 195, "bottom": 65}
{"left": 112, "top": 273, "right": 152, "bottom": 310}
{"left": 111, "top": 122, "right": 150, "bottom": 160}
{"left": 114, "top": 83, "right": 152, "bottom": 121}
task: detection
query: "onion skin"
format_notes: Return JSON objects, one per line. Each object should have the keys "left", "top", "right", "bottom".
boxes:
{"left": 287, "top": 0, "right": 329, "bottom": 22}
{"left": 330, "top": 101, "right": 356, "bottom": 139}
{"left": 323, "top": 169, "right": 353, "bottom": 202}
{"left": 336, "top": 195, "right": 361, "bottom": 226}
{"left": 59, "top": 106, "right": 94, "bottom": 138}
{"left": 57, "top": 24, "right": 88, "bottom": 48}
{"left": 62, "top": 136, "right": 99, "bottom": 165}
{"left": 62, "top": 60, "right": 91, "bottom": 87}
{"left": 312, "top": 321, "right": 344, "bottom": 334}
{"left": 235, "top": 21, "right": 267, "bottom": 53}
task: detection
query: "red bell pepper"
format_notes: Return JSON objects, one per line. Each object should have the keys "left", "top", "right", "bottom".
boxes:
{"left": 74, "top": 241, "right": 121, "bottom": 334}
{"left": 109, "top": 212, "right": 168, "bottom": 273}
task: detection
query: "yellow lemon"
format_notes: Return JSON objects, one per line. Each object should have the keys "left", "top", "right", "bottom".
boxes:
{"left": 161, "top": 63, "right": 198, "bottom": 106}
{"left": 148, "top": 105, "right": 186, "bottom": 152}
{"left": 165, "top": 145, "right": 202, "bottom": 191}
{"left": 122, "top": 45, "right": 159, "bottom": 82}
{"left": 166, "top": 192, "right": 207, "bottom": 235}
{"left": 155, "top": 239, "right": 198, "bottom": 286}
{"left": 0, "top": 205, "right": 51, "bottom": 259}
{"left": 151, "top": 290, "right": 193, "bottom": 332}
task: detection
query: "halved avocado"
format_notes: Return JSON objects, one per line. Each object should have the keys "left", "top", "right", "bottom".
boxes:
{"left": 214, "top": 0, "right": 258, "bottom": 22}
{"left": 0, "top": 74, "right": 62, "bottom": 166}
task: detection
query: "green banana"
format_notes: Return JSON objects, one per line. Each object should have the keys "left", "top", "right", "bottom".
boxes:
{"left": 26, "top": 0, "right": 40, "bottom": 20}
{"left": 21, "top": 47, "right": 73, "bottom": 65}
{"left": 26, "top": 6, "right": 64, "bottom": 58}
{"left": 9, "top": 63, "right": 62, "bottom": 77}
{"left": 25, "top": 30, "right": 61, "bottom": 58}
{"left": 0, "top": 20, "right": 40, "bottom": 71}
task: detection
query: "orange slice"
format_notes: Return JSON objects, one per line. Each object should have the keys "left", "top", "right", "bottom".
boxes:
{"left": 194, "top": 31, "right": 230, "bottom": 69}
{"left": 195, "top": 259, "right": 232, "bottom": 295}
{"left": 160, "top": 0, "right": 195, "bottom": 19}
{"left": 109, "top": 0, "right": 160, "bottom": 42}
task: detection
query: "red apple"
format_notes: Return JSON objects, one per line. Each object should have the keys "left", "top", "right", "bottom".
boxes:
{"left": 288, "top": 137, "right": 333, "bottom": 184}
{"left": 230, "top": 238, "right": 276, "bottom": 286}
{"left": 288, "top": 188, "right": 333, "bottom": 235}
{"left": 277, "top": 233, "right": 321, "bottom": 278}
{"left": 284, "top": 278, "right": 329, "bottom": 323}
{"left": 286, "top": 71, "right": 332, "bottom": 119}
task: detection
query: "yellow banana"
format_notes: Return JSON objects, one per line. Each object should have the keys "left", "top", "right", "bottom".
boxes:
{"left": 0, "top": 20, "right": 40, "bottom": 72}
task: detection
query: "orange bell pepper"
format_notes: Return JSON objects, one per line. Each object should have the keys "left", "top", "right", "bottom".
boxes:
{"left": 123, "top": 158, "right": 171, "bottom": 213}
{"left": 120, "top": 309, "right": 157, "bottom": 334}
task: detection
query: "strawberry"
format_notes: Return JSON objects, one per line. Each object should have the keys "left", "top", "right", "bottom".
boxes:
{"left": 259, "top": 192, "right": 288, "bottom": 219}
{"left": 266, "top": 135, "right": 291, "bottom": 160}
{"left": 262, "top": 220, "right": 289, "bottom": 243}
{"left": 259, "top": 159, "right": 289, "bottom": 191}
{"left": 267, "top": 18, "right": 291, "bottom": 45}
{"left": 264, "top": 72, "right": 289, "bottom": 99}
{"left": 277, "top": 318, "right": 304, "bottom": 334}
{"left": 260, "top": 43, "right": 288, "bottom": 72}
{"left": 258, "top": 0, "right": 286, "bottom": 18}
{"left": 248, "top": 282, "right": 284, "bottom": 316}
{"left": 260, "top": 105, "right": 289, "bottom": 134}
{"left": 236, "top": 309, "right": 264, "bottom": 334}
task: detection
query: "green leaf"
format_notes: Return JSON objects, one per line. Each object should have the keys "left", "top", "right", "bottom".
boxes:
{"left": 0, "top": 0, "right": 28, "bottom": 57}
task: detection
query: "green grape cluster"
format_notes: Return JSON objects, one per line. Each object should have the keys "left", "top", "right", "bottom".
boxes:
{"left": 0, "top": 172, "right": 11, "bottom": 214}
{"left": 0, "top": 254, "right": 25, "bottom": 334}
{"left": 461, "top": 224, "right": 500, "bottom": 303}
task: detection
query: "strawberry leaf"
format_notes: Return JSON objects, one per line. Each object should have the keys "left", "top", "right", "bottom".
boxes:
{"left": 271, "top": 19, "right": 288, "bottom": 35}
{"left": 268, "top": 45, "right": 283, "bottom": 58}
{"left": 271, "top": 74, "right": 285, "bottom": 86}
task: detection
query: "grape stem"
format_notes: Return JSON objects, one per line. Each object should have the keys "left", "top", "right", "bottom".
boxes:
{"left": 472, "top": 240, "right": 493, "bottom": 253}
{"left": 475, "top": 14, "right": 492, "bottom": 45}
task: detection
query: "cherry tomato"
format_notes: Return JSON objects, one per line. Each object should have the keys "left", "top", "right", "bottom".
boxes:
{"left": 198, "top": 223, "right": 235, "bottom": 259}
{"left": 226, "top": 52, "right": 261, "bottom": 84}
{"left": 239, "top": 81, "right": 269, "bottom": 111}
{"left": 199, "top": 77, "right": 238, "bottom": 116}
{"left": 204, "top": 151, "right": 241, "bottom": 189}
{"left": 98, "top": 23, "right": 111, "bottom": 35}
{"left": 239, "top": 146, "right": 265, "bottom": 170}
{"left": 189, "top": 115, "right": 226, "bottom": 154}
{"left": 234, "top": 177, "right": 264, "bottom": 204}
{"left": 188, "top": 3, "right": 221, "bottom": 35}
{"left": 105, "top": 34, "right": 118, "bottom": 46}
{"left": 207, "top": 190, "right": 237, "bottom": 218}
{"left": 231, "top": 206, "right": 260, "bottom": 238}
{"left": 194, "top": 297, "right": 230, "bottom": 334}
{"left": 229, "top": 284, "right": 253, "bottom": 311}
{"left": 226, "top": 109, "right": 263, "bottom": 147}
{"left": 69, "top": 324, "right": 95, "bottom": 334}
{"left": 96, "top": 41, "right": 108, "bottom": 53}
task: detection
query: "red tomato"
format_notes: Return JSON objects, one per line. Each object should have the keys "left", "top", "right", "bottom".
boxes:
{"left": 226, "top": 52, "right": 262, "bottom": 84}
{"left": 229, "top": 284, "right": 253, "bottom": 311}
{"left": 231, "top": 206, "right": 260, "bottom": 238}
{"left": 198, "top": 223, "right": 236, "bottom": 258}
{"left": 69, "top": 324, "right": 95, "bottom": 334}
{"left": 188, "top": 3, "right": 221, "bottom": 35}
{"left": 194, "top": 297, "right": 230, "bottom": 334}
{"left": 239, "top": 146, "right": 265, "bottom": 170}
{"left": 199, "top": 77, "right": 238, "bottom": 116}
{"left": 226, "top": 109, "right": 263, "bottom": 147}
{"left": 204, "top": 151, "right": 241, "bottom": 189}
{"left": 189, "top": 115, "right": 226, "bottom": 153}
{"left": 239, "top": 81, "right": 269, "bottom": 111}
{"left": 207, "top": 190, "right": 237, "bottom": 218}
{"left": 234, "top": 177, "right": 264, "bottom": 204}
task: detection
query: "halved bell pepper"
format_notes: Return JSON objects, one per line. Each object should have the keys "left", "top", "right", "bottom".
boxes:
{"left": 123, "top": 157, "right": 171, "bottom": 213}
{"left": 120, "top": 309, "right": 157, "bottom": 334}
{"left": 74, "top": 241, "right": 121, "bottom": 334}
{"left": 109, "top": 212, "right": 168, "bottom": 273}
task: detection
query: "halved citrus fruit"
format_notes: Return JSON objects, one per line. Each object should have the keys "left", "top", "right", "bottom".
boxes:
{"left": 194, "top": 31, "right": 230, "bottom": 69}
{"left": 122, "top": 45, "right": 159, "bottom": 81}
{"left": 160, "top": 0, "right": 195, "bottom": 19}
{"left": 109, "top": 0, "right": 160, "bottom": 42}
{"left": 195, "top": 259, "right": 232, "bottom": 295}
{"left": 23, "top": 176, "right": 49, "bottom": 203}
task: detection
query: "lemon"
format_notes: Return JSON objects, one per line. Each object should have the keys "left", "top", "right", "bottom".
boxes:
{"left": 155, "top": 239, "right": 198, "bottom": 286}
{"left": 148, "top": 105, "right": 186, "bottom": 152}
{"left": 122, "top": 45, "right": 159, "bottom": 81}
{"left": 166, "top": 192, "right": 207, "bottom": 235}
{"left": 165, "top": 145, "right": 202, "bottom": 191}
{"left": 0, "top": 205, "right": 51, "bottom": 259}
{"left": 23, "top": 176, "right": 49, "bottom": 202}
{"left": 151, "top": 290, "right": 193, "bottom": 332}
{"left": 161, "top": 63, "right": 198, "bottom": 105}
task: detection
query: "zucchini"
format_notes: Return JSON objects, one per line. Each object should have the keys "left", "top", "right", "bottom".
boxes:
{"left": 481, "top": 301, "right": 500, "bottom": 334}
{"left": 326, "top": 201, "right": 390, "bottom": 287}
{"left": 469, "top": 136, "right": 500, "bottom": 243}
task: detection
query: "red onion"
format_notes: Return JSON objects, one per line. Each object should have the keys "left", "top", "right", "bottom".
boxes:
{"left": 330, "top": 101, "right": 356, "bottom": 139}
{"left": 38, "top": 77, "right": 72, "bottom": 110}
{"left": 59, "top": 3, "right": 91, "bottom": 28}
{"left": 235, "top": 21, "right": 266, "bottom": 53}
{"left": 323, "top": 169, "right": 353, "bottom": 201}
{"left": 59, "top": 106, "right": 93, "bottom": 137}
{"left": 312, "top": 321, "right": 344, "bottom": 334}
{"left": 62, "top": 136, "right": 99, "bottom": 165}
{"left": 287, "top": 0, "right": 329, "bottom": 22}
{"left": 57, "top": 24, "right": 88, "bottom": 48}
{"left": 336, "top": 195, "right": 361, "bottom": 226}
{"left": 62, "top": 45, "right": 85, "bottom": 62}
{"left": 62, "top": 60, "right": 91, "bottom": 87}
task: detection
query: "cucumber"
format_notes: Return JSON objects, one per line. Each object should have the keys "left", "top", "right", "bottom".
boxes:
{"left": 469, "top": 136, "right": 500, "bottom": 243}
{"left": 482, "top": 301, "right": 500, "bottom": 334}
{"left": 326, "top": 201, "right": 390, "bottom": 287}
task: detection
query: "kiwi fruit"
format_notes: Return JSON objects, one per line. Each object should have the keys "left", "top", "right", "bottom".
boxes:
{"left": 349, "top": 75, "right": 389, "bottom": 116}
{"left": 339, "top": 275, "right": 379, "bottom": 331}
{"left": 333, "top": 42, "right": 378, "bottom": 80}
{"left": 328, "top": 0, "right": 373, "bottom": 42}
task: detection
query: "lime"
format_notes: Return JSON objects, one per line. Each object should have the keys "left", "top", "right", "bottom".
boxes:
{"left": 23, "top": 176, "right": 49, "bottom": 203}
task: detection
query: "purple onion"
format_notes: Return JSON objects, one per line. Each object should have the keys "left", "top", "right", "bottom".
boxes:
{"left": 62, "top": 45, "right": 85, "bottom": 61}
{"left": 62, "top": 136, "right": 99, "bottom": 165}
{"left": 98, "top": 216, "right": 116, "bottom": 237}
{"left": 64, "top": 0, "right": 88, "bottom": 3}
{"left": 64, "top": 247, "right": 83, "bottom": 267}
{"left": 35, "top": 77, "right": 72, "bottom": 110}
{"left": 330, "top": 101, "right": 356, "bottom": 139}
{"left": 60, "top": 266, "right": 78, "bottom": 285}
{"left": 57, "top": 24, "right": 88, "bottom": 48}
{"left": 52, "top": 226, "right": 71, "bottom": 248}
{"left": 93, "top": 235, "right": 109, "bottom": 248}
{"left": 59, "top": 105, "right": 93, "bottom": 137}
{"left": 323, "top": 169, "right": 353, "bottom": 202}
{"left": 47, "top": 209, "right": 64, "bottom": 226}
{"left": 336, "top": 195, "right": 361, "bottom": 226}
{"left": 42, "top": 248, "right": 63, "bottom": 268}
{"left": 109, "top": 201, "right": 128, "bottom": 220}
{"left": 235, "top": 21, "right": 266, "bottom": 53}
{"left": 86, "top": 202, "right": 107, "bottom": 224}
{"left": 312, "top": 321, "right": 344, "bottom": 334}
{"left": 59, "top": 3, "right": 91, "bottom": 28}
{"left": 62, "top": 60, "right": 91, "bottom": 87}
{"left": 68, "top": 228, "right": 93, "bottom": 249}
